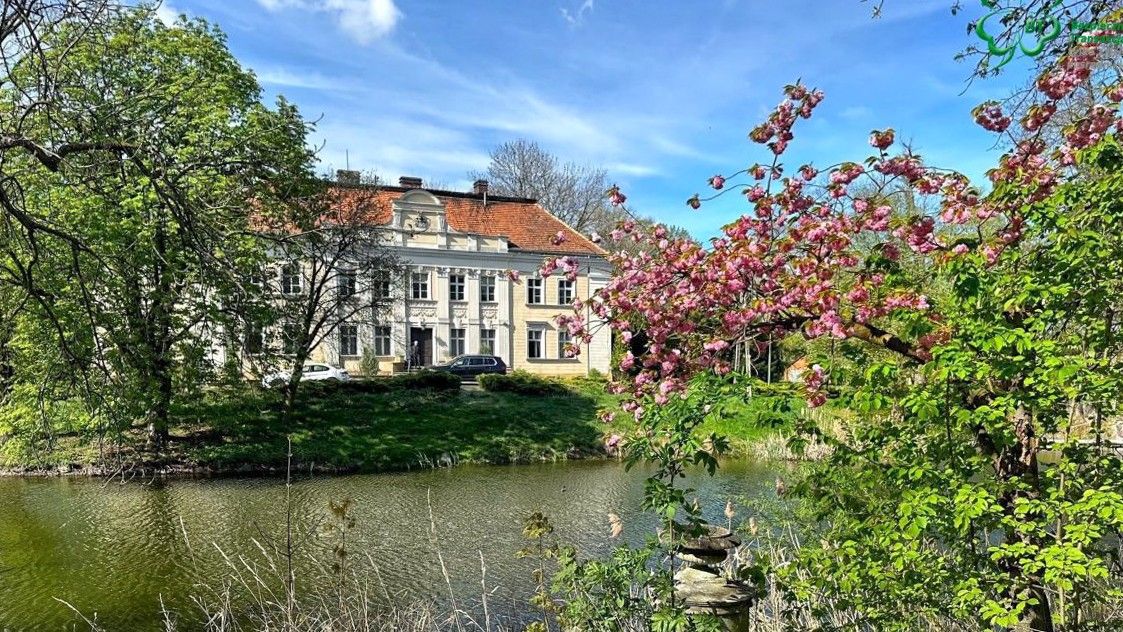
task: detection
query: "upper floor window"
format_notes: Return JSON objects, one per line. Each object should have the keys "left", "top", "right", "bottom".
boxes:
{"left": 411, "top": 272, "right": 429, "bottom": 300}
{"left": 373, "top": 270, "right": 392, "bottom": 301}
{"left": 337, "top": 270, "right": 357, "bottom": 299}
{"left": 527, "top": 278, "right": 543, "bottom": 305}
{"left": 449, "top": 274, "right": 465, "bottom": 302}
{"left": 557, "top": 279, "right": 574, "bottom": 305}
{"left": 480, "top": 275, "right": 496, "bottom": 303}
{"left": 281, "top": 263, "right": 302, "bottom": 295}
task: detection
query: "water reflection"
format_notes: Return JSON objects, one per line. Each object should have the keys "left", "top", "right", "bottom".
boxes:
{"left": 0, "top": 459, "right": 776, "bottom": 630}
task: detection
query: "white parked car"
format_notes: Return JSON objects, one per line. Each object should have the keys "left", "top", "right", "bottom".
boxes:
{"left": 262, "top": 363, "right": 351, "bottom": 388}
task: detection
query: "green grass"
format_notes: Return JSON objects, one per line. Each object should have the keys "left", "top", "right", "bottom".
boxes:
{"left": 0, "top": 374, "right": 797, "bottom": 473}
{"left": 171, "top": 379, "right": 620, "bottom": 472}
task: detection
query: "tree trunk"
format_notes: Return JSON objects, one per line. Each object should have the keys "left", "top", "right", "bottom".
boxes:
{"left": 992, "top": 408, "right": 1054, "bottom": 632}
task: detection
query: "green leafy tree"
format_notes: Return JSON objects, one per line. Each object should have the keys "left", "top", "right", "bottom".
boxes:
{"left": 0, "top": 6, "right": 315, "bottom": 448}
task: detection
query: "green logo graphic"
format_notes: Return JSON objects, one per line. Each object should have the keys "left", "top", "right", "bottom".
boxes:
{"left": 975, "top": 0, "right": 1063, "bottom": 69}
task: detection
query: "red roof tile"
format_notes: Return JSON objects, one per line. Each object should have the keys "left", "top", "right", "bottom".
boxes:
{"left": 331, "top": 185, "right": 606, "bottom": 256}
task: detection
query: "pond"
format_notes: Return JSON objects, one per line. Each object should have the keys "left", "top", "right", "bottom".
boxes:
{"left": 0, "top": 459, "right": 779, "bottom": 630}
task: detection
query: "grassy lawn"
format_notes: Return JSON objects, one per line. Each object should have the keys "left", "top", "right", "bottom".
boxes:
{"left": 0, "top": 374, "right": 799, "bottom": 474}
{"left": 167, "top": 377, "right": 623, "bottom": 473}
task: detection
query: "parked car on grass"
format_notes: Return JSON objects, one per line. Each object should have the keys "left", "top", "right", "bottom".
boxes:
{"left": 429, "top": 355, "right": 507, "bottom": 378}
{"left": 262, "top": 363, "right": 350, "bottom": 388}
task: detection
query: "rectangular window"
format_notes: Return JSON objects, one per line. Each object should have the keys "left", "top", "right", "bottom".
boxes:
{"left": 373, "top": 326, "right": 392, "bottom": 356}
{"left": 480, "top": 275, "right": 496, "bottom": 303}
{"left": 450, "top": 328, "right": 466, "bottom": 357}
{"left": 281, "top": 263, "right": 302, "bottom": 295}
{"left": 411, "top": 272, "right": 429, "bottom": 300}
{"left": 338, "top": 270, "right": 357, "bottom": 298}
{"left": 527, "top": 278, "right": 543, "bottom": 304}
{"left": 480, "top": 328, "right": 495, "bottom": 355}
{"left": 557, "top": 279, "right": 574, "bottom": 305}
{"left": 558, "top": 330, "right": 572, "bottom": 358}
{"left": 282, "top": 323, "right": 301, "bottom": 355}
{"left": 527, "top": 328, "right": 543, "bottom": 359}
{"left": 373, "top": 270, "right": 392, "bottom": 301}
{"left": 339, "top": 323, "right": 358, "bottom": 356}
{"left": 449, "top": 274, "right": 465, "bottom": 301}
{"left": 245, "top": 323, "right": 265, "bottom": 355}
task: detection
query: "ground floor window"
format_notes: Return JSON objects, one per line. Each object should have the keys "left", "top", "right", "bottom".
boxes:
{"left": 527, "top": 328, "right": 544, "bottom": 359}
{"left": 282, "top": 323, "right": 301, "bottom": 355}
{"left": 480, "top": 328, "right": 495, "bottom": 355}
{"left": 373, "top": 326, "right": 392, "bottom": 356}
{"left": 558, "top": 330, "right": 572, "bottom": 358}
{"left": 450, "top": 328, "right": 466, "bottom": 357}
{"left": 245, "top": 323, "right": 265, "bottom": 355}
{"left": 339, "top": 323, "right": 359, "bottom": 356}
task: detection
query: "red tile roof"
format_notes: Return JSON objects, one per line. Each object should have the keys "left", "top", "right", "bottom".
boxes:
{"left": 330, "top": 184, "right": 606, "bottom": 256}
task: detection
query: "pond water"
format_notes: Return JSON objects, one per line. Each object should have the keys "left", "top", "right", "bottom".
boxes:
{"left": 0, "top": 459, "right": 778, "bottom": 630}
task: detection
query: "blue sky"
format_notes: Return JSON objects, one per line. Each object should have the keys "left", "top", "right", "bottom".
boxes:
{"left": 156, "top": 0, "right": 1027, "bottom": 239}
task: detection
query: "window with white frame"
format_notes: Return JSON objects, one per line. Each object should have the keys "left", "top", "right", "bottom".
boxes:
{"left": 480, "top": 275, "right": 496, "bottom": 303}
{"left": 527, "top": 327, "right": 544, "bottom": 359}
{"left": 373, "top": 326, "right": 392, "bottom": 356}
{"left": 558, "top": 330, "right": 573, "bottom": 358}
{"left": 411, "top": 272, "right": 429, "bottom": 300}
{"left": 557, "top": 279, "right": 574, "bottom": 305}
{"left": 449, "top": 274, "right": 465, "bottom": 301}
{"left": 480, "top": 328, "right": 495, "bottom": 355}
{"left": 450, "top": 328, "right": 466, "bottom": 357}
{"left": 281, "top": 263, "right": 302, "bottom": 295}
{"left": 337, "top": 270, "right": 357, "bottom": 298}
{"left": 373, "top": 270, "right": 392, "bottom": 301}
{"left": 245, "top": 323, "right": 266, "bottom": 355}
{"left": 527, "top": 278, "right": 543, "bottom": 304}
{"left": 339, "top": 323, "right": 359, "bottom": 356}
{"left": 282, "top": 323, "right": 301, "bottom": 355}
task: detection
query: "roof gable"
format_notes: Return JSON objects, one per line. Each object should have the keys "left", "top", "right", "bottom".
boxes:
{"left": 331, "top": 184, "right": 606, "bottom": 256}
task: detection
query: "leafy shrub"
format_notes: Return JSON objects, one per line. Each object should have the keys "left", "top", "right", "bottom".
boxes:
{"left": 479, "top": 370, "right": 569, "bottom": 396}
{"left": 388, "top": 370, "right": 462, "bottom": 392}
{"left": 297, "top": 370, "right": 460, "bottom": 397}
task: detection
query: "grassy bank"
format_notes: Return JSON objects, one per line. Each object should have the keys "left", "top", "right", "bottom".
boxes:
{"left": 0, "top": 374, "right": 806, "bottom": 475}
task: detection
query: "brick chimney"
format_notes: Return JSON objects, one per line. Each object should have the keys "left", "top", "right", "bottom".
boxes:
{"left": 472, "top": 179, "right": 489, "bottom": 196}
{"left": 335, "top": 169, "right": 360, "bottom": 185}
{"left": 399, "top": 176, "right": 423, "bottom": 189}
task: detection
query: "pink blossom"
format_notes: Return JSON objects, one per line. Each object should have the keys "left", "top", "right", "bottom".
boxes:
{"left": 709, "top": 174, "right": 725, "bottom": 190}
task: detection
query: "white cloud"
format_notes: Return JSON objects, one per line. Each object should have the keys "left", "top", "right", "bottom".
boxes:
{"left": 256, "top": 66, "right": 349, "bottom": 91}
{"left": 560, "top": 0, "right": 594, "bottom": 26}
{"left": 256, "top": 0, "right": 402, "bottom": 44}
{"left": 155, "top": 1, "right": 183, "bottom": 26}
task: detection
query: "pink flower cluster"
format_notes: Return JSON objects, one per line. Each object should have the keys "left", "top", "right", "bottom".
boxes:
{"left": 558, "top": 67, "right": 1123, "bottom": 411}
{"left": 540, "top": 255, "right": 580, "bottom": 281}
{"left": 869, "top": 128, "right": 895, "bottom": 150}
{"left": 748, "top": 82, "right": 824, "bottom": 155}
{"left": 973, "top": 101, "right": 1012, "bottom": 133}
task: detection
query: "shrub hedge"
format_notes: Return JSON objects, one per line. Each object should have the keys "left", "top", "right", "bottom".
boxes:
{"left": 297, "top": 370, "right": 461, "bottom": 396}
{"left": 478, "top": 370, "right": 570, "bottom": 396}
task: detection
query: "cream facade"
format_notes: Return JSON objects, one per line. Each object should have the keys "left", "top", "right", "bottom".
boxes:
{"left": 309, "top": 187, "right": 613, "bottom": 377}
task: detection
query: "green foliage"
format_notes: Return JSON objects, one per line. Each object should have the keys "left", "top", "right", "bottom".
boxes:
{"left": 478, "top": 370, "right": 569, "bottom": 395}
{"left": 783, "top": 137, "right": 1123, "bottom": 629}
{"left": 0, "top": 7, "right": 315, "bottom": 447}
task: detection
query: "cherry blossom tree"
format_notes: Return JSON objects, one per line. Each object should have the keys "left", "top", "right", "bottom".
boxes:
{"left": 553, "top": 42, "right": 1123, "bottom": 630}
